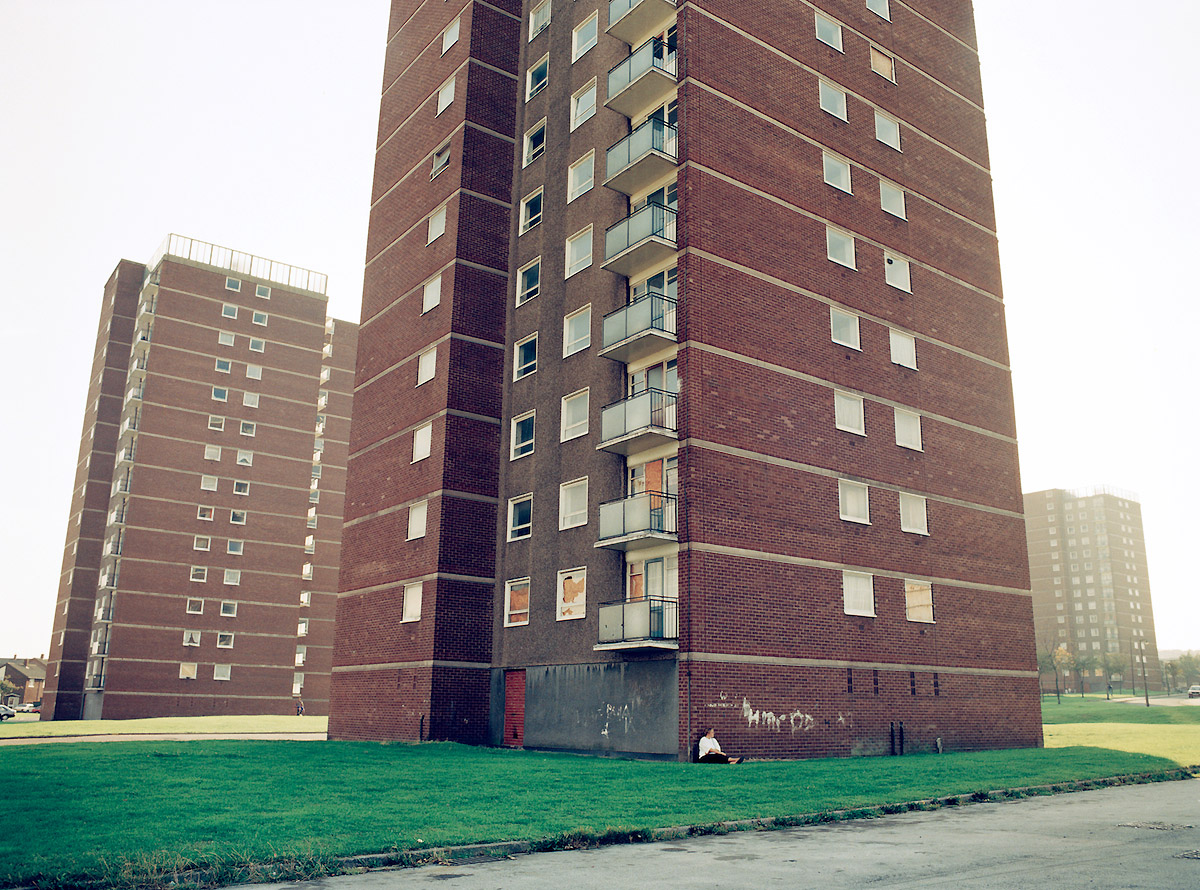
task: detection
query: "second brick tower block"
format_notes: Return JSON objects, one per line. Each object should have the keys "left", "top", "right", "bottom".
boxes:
{"left": 331, "top": 0, "right": 1042, "bottom": 758}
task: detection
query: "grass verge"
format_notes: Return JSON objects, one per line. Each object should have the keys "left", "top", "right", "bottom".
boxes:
{"left": 0, "top": 739, "right": 1189, "bottom": 890}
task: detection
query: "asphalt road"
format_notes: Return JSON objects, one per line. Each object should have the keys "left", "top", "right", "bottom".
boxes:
{"left": 260, "top": 779, "right": 1200, "bottom": 890}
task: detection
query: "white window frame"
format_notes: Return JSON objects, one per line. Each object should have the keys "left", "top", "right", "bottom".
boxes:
{"left": 422, "top": 274, "right": 442, "bottom": 313}
{"left": 826, "top": 226, "right": 856, "bottom": 268}
{"left": 508, "top": 495, "right": 533, "bottom": 541}
{"left": 870, "top": 46, "right": 896, "bottom": 81}
{"left": 566, "top": 226, "right": 593, "bottom": 277}
{"left": 402, "top": 582, "right": 422, "bottom": 623}
{"left": 823, "top": 152, "right": 851, "bottom": 193}
{"left": 523, "top": 119, "right": 547, "bottom": 166}
{"left": 186, "top": 596, "right": 204, "bottom": 612}
{"left": 225, "top": 277, "right": 241, "bottom": 293}
{"left": 559, "top": 477, "right": 588, "bottom": 530}
{"left": 204, "top": 444, "right": 222, "bottom": 461}
{"left": 880, "top": 181, "right": 906, "bottom": 218}
{"left": 570, "top": 80, "right": 597, "bottom": 131}
{"left": 234, "top": 480, "right": 250, "bottom": 496}
{"left": 240, "top": 421, "right": 255, "bottom": 438}
{"left": 529, "top": 0, "right": 551, "bottom": 41}
{"left": 431, "top": 143, "right": 451, "bottom": 179}
{"left": 249, "top": 337, "right": 266, "bottom": 353}
{"left": 572, "top": 11, "right": 598, "bottom": 61}
{"left": 436, "top": 77, "right": 455, "bottom": 115}
{"left": 213, "top": 664, "right": 232, "bottom": 681}
{"left": 514, "top": 332, "right": 538, "bottom": 379}
{"left": 441, "top": 16, "right": 460, "bottom": 54}
{"left": 183, "top": 630, "right": 202, "bottom": 647}
{"left": 889, "top": 329, "right": 917, "bottom": 369}
{"left": 505, "top": 578, "right": 531, "bottom": 626}
{"left": 230, "top": 509, "right": 247, "bottom": 525}
{"left": 227, "top": 539, "right": 244, "bottom": 556}
{"left": 236, "top": 450, "right": 253, "bottom": 467}
{"left": 197, "top": 505, "right": 214, "bottom": 521}
{"left": 900, "top": 492, "right": 929, "bottom": 535}
{"left": 838, "top": 479, "right": 870, "bottom": 524}
{"left": 875, "top": 111, "right": 901, "bottom": 150}
{"left": 815, "top": 13, "right": 843, "bottom": 51}
{"left": 819, "top": 80, "right": 848, "bottom": 120}
{"left": 527, "top": 53, "right": 549, "bottom": 99}
{"left": 412, "top": 421, "right": 433, "bottom": 463}
{"left": 843, "top": 571, "right": 875, "bottom": 617}
{"left": 255, "top": 284, "right": 270, "bottom": 299}
{"left": 201, "top": 475, "right": 219, "bottom": 492}
{"left": 905, "top": 579, "right": 935, "bottom": 623}
{"left": 180, "top": 663, "right": 199, "bottom": 680}
{"left": 193, "top": 536, "right": 211, "bottom": 552}
{"left": 885, "top": 253, "right": 912, "bottom": 292}
{"left": 416, "top": 346, "right": 437, "bottom": 386}
{"left": 408, "top": 500, "right": 428, "bottom": 540}
{"left": 189, "top": 568, "right": 207, "bottom": 584}
{"left": 246, "top": 364, "right": 263, "bottom": 380}
{"left": 243, "top": 392, "right": 260, "bottom": 408}
{"left": 428, "top": 205, "right": 447, "bottom": 243}
{"left": 218, "top": 331, "right": 235, "bottom": 347}
{"left": 557, "top": 568, "right": 587, "bottom": 621}
{"left": 516, "top": 258, "right": 540, "bottom": 306}
{"left": 834, "top": 391, "right": 866, "bottom": 436}
{"left": 567, "top": 151, "right": 595, "bottom": 202}
{"left": 212, "top": 386, "right": 228, "bottom": 403}
{"left": 561, "top": 388, "right": 589, "bottom": 441}
{"left": 217, "top": 632, "right": 235, "bottom": 650}
{"left": 520, "top": 188, "right": 543, "bottom": 233}
{"left": 511, "top": 411, "right": 535, "bottom": 460}
{"left": 563, "top": 305, "right": 591, "bottom": 357}
{"left": 830, "top": 307, "right": 861, "bottom": 350}
{"left": 251, "top": 311, "right": 268, "bottom": 327}
{"left": 221, "top": 304, "right": 238, "bottom": 319}
{"left": 867, "top": 0, "right": 891, "bottom": 22}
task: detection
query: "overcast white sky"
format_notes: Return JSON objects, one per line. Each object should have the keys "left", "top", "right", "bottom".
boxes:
{"left": 1, "top": 1, "right": 1196, "bottom": 659}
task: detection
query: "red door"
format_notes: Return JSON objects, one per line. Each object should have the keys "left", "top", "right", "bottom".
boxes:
{"left": 503, "top": 670, "right": 525, "bottom": 747}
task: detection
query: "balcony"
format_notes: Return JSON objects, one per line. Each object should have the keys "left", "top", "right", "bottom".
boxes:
{"left": 596, "top": 490, "right": 677, "bottom": 550}
{"left": 603, "top": 204, "right": 677, "bottom": 278}
{"left": 607, "top": 38, "right": 677, "bottom": 119}
{"left": 606, "top": 118, "right": 678, "bottom": 196}
{"left": 113, "top": 475, "right": 132, "bottom": 495}
{"left": 600, "top": 292, "right": 677, "bottom": 363}
{"left": 599, "top": 389, "right": 678, "bottom": 454}
{"left": 125, "top": 384, "right": 143, "bottom": 404}
{"left": 90, "top": 640, "right": 109, "bottom": 656}
{"left": 596, "top": 597, "right": 678, "bottom": 650}
{"left": 608, "top": 0, "right": 676, "bottom": 46}
{"left": 95, "top": 607, "right": 114, "bottom": 622}
{"left": 115, "top": 443, "right": 136, "bottom": 465}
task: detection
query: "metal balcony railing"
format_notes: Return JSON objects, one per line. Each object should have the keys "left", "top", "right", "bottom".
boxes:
{"left": 608, "top": 37, "right": 677, "bottom": 108}
{"left": 601, "top": 291, "right": 677, "bottom": 354}
{"left": 598, "top": 490, "right": 677, "bottom": 544}
{"left": 600, "top": 388, "right": 678, "bottom": 447}
{"left": 598, "top": 596, "right": 679, "bottom": 645}
{"left": 95, "top": 607, "right": 114, "bottom": 622}
{"left": 606, "top": 118, "right": 678, "bottom": 194}
{"left": 604, "top": 204, "right": 677, "bottom": 276}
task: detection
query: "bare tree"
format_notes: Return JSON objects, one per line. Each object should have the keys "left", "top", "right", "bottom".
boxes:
{"left": 1073, "top": 652, "right": 1100, "bottom": 697}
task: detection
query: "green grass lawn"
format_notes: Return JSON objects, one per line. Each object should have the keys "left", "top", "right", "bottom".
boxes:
{"left": 0, "top": 699, "right": 1195, "bottom": 889}
{"left": 1040, "top": 694, "right": 1200, "bottom": 766}
{"left": 0, "top": 714, "right": 328, "bottom": 738}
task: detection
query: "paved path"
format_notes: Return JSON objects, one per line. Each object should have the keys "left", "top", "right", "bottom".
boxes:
{"left": 255, "top": 779, "right": 1200, "bottom": 890}
{"left": 0, "top": 732, "right": 325, "bottom": 746}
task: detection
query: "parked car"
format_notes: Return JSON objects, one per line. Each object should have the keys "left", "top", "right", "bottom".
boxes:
{"left": 0, "top": 705, "right": 15, "bottom": 721}
{"left": 16, "top": 703, "right": 40, "bottom": 713}
{"left": 1188, "top": 686, "right": 1200, "bottom": 699}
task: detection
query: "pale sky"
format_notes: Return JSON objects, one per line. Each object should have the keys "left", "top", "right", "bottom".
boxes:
{"left": 1, "top": 1, "right": 1196, "bottom": 659}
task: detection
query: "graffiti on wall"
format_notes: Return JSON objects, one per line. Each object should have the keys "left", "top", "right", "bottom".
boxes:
{"left": 707, "top": 693, "right": 851, "bottom": 734}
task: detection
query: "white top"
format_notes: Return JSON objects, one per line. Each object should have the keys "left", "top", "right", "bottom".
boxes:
{"left": 699, "top": 735, "right": 722, "bottom": 758}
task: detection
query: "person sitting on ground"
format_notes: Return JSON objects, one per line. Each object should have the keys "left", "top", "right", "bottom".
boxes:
{"left": 698, "top": 728, "right": 742, "bottom": 764}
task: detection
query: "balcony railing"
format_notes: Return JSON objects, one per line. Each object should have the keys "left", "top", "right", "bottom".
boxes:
{"left": 597, "top": 490, "right": 677, "bottom": 550}
{"left": 608, "top": 0, "right": 676, "bottom": 46}
{"left": 604, "top": 204, "right": 677, "bottom": 277}
{"left": 605, "top": 118, "right": 678, "bottom": 196}
{"left": 115, "top": 443, "right": 136, "bottom": 465}
{"left": 607, "top": 37, "right": 677, "bottom": 118}
{"left": 599, "top": 388, "right": 678, "bottom": 454}
{"left": 597, "top": 596, "right": 679, "bottom": 649}
{"left": 601, "top": 292, "right": 677, "bottom": 362}
{"left": 95, "top": 607, "right": 114, "bottom": 622}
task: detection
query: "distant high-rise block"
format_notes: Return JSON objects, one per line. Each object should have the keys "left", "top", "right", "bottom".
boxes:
{"left": 42, "top": 235, "right": 356, "bottom": 720}
{"left": 331, "top": 0, "right": 1041, "bottom": 758}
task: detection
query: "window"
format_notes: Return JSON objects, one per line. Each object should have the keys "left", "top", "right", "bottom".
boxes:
{"left": 838, "top": 479, "right": 870, "bottom": 524}
{"left": 186, "top": 597, "right": 204, "bottom": 612}
{"left": 234, "top": 480, "right": 250, "bottom": 495}
{"left": 834, "top": 391, "right": 865, "bottom": 435}
{"left": 573, "top": 12, "right": 598, "bottom": 60}
{"left": 561, "top": 389, "right": 589, "bottom": 441}
{"left": 236, "top": 450, "right": 253, "bottom": 466}
{"left": 559, "top": 478, "right": 588, "bottom": 529}
{"left": 417, "top": 347, "right": 437, "bottom": 385}
{"left": 431, "top": 144, "right": 450, "bottom": 179}
{"left": 201, "top": 475, "right": 218, "bottom": 491}
{"left": 870, "top": 47, "right": 896, "bottom": 81}
{"left": 243, "top": 392, "right": 260, "bottom": 408}
{"left": 867, "top": 0, "right": 890, "bottom": 21}
{"left": 505, "top": 578, "right": 531, "bottom": 626}
{"left": 815, "top": 13, "right": 843, "bottom": 51}
{"left": 529, "top": 0, "right": 550, "bottom": 40}
{"left": 826, "top": 227, "right": 856, "bottom": 268}
{"left": 428, "top": 206, "right": 447, "bottom": 243}
{"left": 563, "top": 306, "right": 591, "bottom": 356}
{"left": 189, "top": 568, "right": 207, "bottom": 584}
{"left": 566, "top": 227, "right": 593, "bottom": 277}
{"left": 302, "top": 563, "right": 313, "bottom": 580}
{"left": 227, "top": 540, "right": 244, "bottom": 555}
{"left": 194, "top": 536, "right": 211, "bottom": 552}
{"left": 217, "top": 632, "right": 234, "bottom": 649}
{"left": 204, "top": 444, "right": 222, "bottom": 462}
{"left": 830, "top": 307, "right": 861, "bottom": 349}
{"left": 436, "top": 77, "right": 455, "bottom": 115}
{"left": 251, "top": 311, "right": 267, "bottom": 327}
{"left": 511, "top": 411, "right": 535, "bottom": 459}
{"left": 517, "top": 259, "right": 540, "bottom": 305}
{"left": 885, "top": 253, "right": 911, "bottom": 292}
{"left": 570, "top": 80, "right": 597, "bottom": 130}
{"left": 255, "top": 284, "right": 271, "bottom": 299}
{"left": 220, "top": 600, "right": 237, "bottom": 617}
{"left": 819, "top": 81, "right": 848, "bottom": 120}
{"left": 514, "top": 333, "right": 538, "bottom": 379}
{"left": 823, "top": 152, "right": 851, "bottom": 193}
{"left": 197, "top": 505, "right": 215, "bottom": 521}
{"left": 894, "top": 408, "right": 922, "bottom": 451}
{"left": 557, "top": 568, "right": 586, "bottom": 620}
{"left": 183, "top": 630, "right": 202, "bottom": 648}
{"left": 508, "top": 495, "right": 533, "bottom": 541}
{"left": 880, "top": 181, "right": 906, "bottom": 218}
{"left": 218, "top": 331, "right": 235, "bottom": 347}
{"left": 568, "top": 151, "right": 595, "bottom": 202}
{"left": 441, "top": 16, "right": 460, "bottom": 54}
{"left": 214, "top": 664, "right": 232, "bottom": 681}
{"left": 875, "top": 111, "right": 901, "bottom": 149}
{"left": 238, "top": 421, "right": 255, "bottom": 438}
{"left": 180, "top": 663, "right": 198, "bottom": 680}
{"left": 407, "top": 500, "right": 428, "bottom": 540}
{"left": 402, "top": 582, "right": 422, "bottom": 622}
{"left": 524, "top": 119, "right": 546, "bottom": 166}
{"left": 527, "top": 54, "right": 549, "bottom": 99}
{"left": 304, "top": 535, "right": 315, "bottom": 554}
{"left": 212, "top": 386, "right": 228, "bottom": 402}
{"left": 520, "top": 189, "right": 543, "bottom": 233}
{"left": 225, "top": 277, "right": 241, "bottom": 292}
{"left": 422, "top": 274, "right": 442, "bottom": 313}
{"left": 412, "top": 421, "right": 433, "bottom": 462}
{"left": 222, "top": 304, "right": 238, "bottom": 319}
{"left": 230, "top": 509, "right": 247, "bottom": 525}
{"left": 900, "top": 492, "right": 929, "bottom": 535}
{"left": 843, "top": 571, "right": 875, "bottom": 617}
{"left": 889, "top": 329, "right": 917, "bottom": 369}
